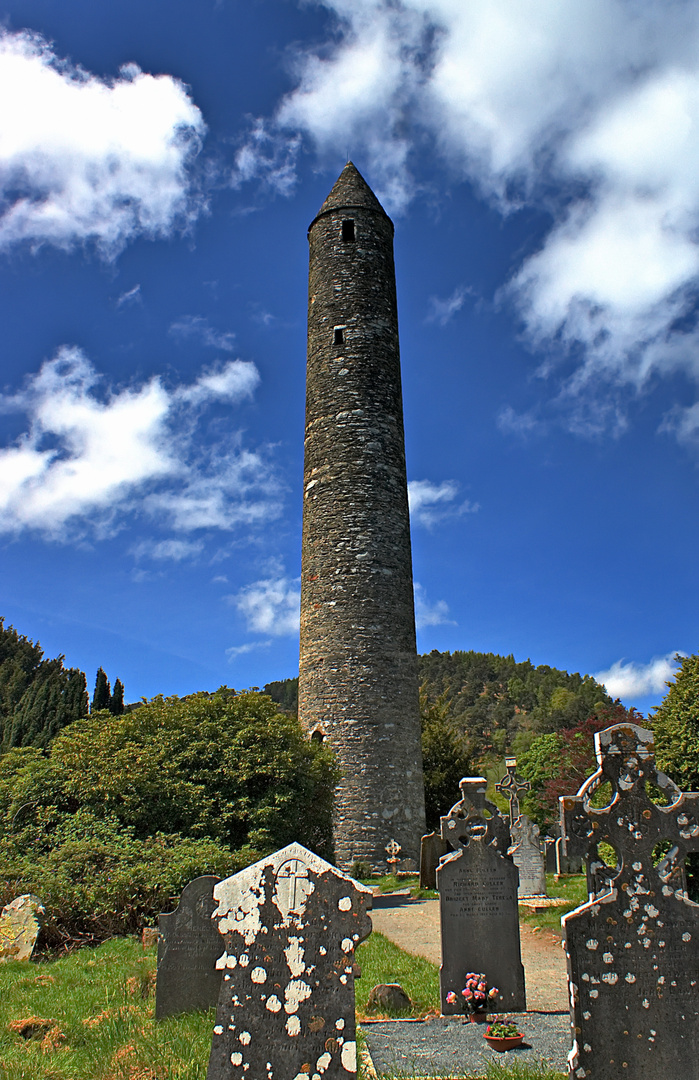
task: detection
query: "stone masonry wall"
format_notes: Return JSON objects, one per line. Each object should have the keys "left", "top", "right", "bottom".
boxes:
{"left": 299, "top": 165, "right": 426, "bottom": 870}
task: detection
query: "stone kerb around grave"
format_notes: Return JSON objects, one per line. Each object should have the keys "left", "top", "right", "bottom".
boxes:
{"left": 207, "top": 841, "right": 372, "bottom": 1080}
{"left": 560, "top": 723, "right": 699, "bottom": 1079}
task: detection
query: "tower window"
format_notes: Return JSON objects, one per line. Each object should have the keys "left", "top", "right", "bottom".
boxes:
{"left": 342, "top": 219, "right": 355, "bottom": 242}
{"left": 311, "top": 728, "right": 325, "bottom": 744}
{"left": 333, "top": 326, "right": 345, "bottom": 345}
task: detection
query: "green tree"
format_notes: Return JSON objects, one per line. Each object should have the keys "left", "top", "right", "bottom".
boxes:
{"left": 420, "top": 685, "right": 472, "bottom": 830}
{"left": 92, "top": 667, "right": 111, "bottom": 713}
{"left": 654, "top": 652, "right": 699, "bottom": 790}
{"left": 110, "top": 678, "right": 125, "bottom": 716}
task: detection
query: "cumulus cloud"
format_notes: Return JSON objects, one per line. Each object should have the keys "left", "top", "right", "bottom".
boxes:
{"left": 414, "top": 582, "right": 455, "bottom": 629}
{"left": 255, "top": 1, "right": 699, "bottom": 437}
{"left": 229, "top": 574, "right": 301, "bottom": 636}
{"left": 169, "top": 315, "right": 236, "bottom": 353}
{"left": 0, "top": 29, "right": 206, "bottom": 257}
{"left": 0, "top": 348, "right": 278, "bottom": 540}
{"left": 408, "top": 478, "right": 478, "bottom": 528}
{"left": 594, "top": 651, "right": 686, "bottom": 700}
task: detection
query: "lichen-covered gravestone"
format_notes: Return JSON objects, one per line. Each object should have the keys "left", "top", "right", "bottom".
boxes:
{"left": 155, "top": 875, "right": 222, "bottom": 1019}
{"left": 437, "top": 777, "right": 525, "bottom": 1013}
{"left": 0, "top": 894, "right": 44, "bottom": 961}
{"left": 560, "top": 723, "right": 699, "bottom": 1078}
{"left": 207, "top": 842, "right": 372, "bottom": 1080}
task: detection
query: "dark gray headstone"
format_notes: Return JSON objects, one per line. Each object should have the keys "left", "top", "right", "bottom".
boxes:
{"left": 510, "top": 815, "right": 547, "bottom": 897}
{"left": 555, "top": 835, "right": 583, "bottom": 876}
{"left": 544, "top": 837, "right": 557, "bottom": 873}
{"left": 437, "top": 778, "right": 525, "bottom": 1014}
{"left": 156, "top": 875, "right": 222, "bottom": 1019}
{"left": 419, "top": 830, "right": 448, "bottom": 890}
{"left": 207, "top": 842, "right": 372, "bottom": 1080}
{"left": 560, "top": 723, "right": 699, "bottom": 1078}
{"left": 0, "top": 894, "right": 44, "bottom": 961}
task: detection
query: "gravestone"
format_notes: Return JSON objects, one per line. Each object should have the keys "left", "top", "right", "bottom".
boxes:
{"left": 0, "top": 894, "right": 44, "bottom": 961}
{"left": 544, "top": 837, "right": 557, "bottom": 874}
{"left": 560, "top": 723, "right": 699, "bottom": 1078}
{"left": 207, "top": 841, "right": 372, "bottom": 1080}
{"left": 419, "top": 830, "right": 448, "bottom": 890}
{"left": 155, "top": 875, "right": 222, "bottom": 1019}
{"left": 510, "top": 816, "right": 547, "bottom": 898}
{"left": 437, "top": 778, "right": 525, "bottom": 1014}
{"left": 555, "top": 835, "right": 583, "bottom": 877}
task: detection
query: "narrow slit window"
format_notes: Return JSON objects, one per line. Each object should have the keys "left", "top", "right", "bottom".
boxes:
{"left": 333, "top": 326, "right": 345, "bottom": 345}
{"left": 342, "top": 219, "right": 355, "bottom": 242}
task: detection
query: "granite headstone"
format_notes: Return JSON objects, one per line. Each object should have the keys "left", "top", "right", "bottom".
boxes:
{"left": 156, "top": 875, "right": 223, "bottom": 1018}
{"left": 419, "top": 830, "right": 448, "bottom": 891}
{"left": 437, "top": 777, "right": 525, "bottom": 1014}
{"left": 509, "top": 815, "right": 547, "bottom": 898}
{"left": 207, "top": 842, "right": 372, "bottom": 1080}
{"left": 560, "top": 723, "right": 699, "bottom": 1078}
{"left": 0, "top": 894, "right": 44, "bottom": 961}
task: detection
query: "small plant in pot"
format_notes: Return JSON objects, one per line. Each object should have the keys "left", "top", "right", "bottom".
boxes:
{"left": 483, "top": 1019, "right": 524, "bottom": 1051}
{"left": 446, "top": 972, "right": 499, "bottom": 1022}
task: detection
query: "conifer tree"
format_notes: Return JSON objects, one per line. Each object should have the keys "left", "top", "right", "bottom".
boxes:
{"left": 92, "top": 668, "right": 111, "bottom": 713}
{"left": 110, "top": 678, "right": 125, "bottom": 716}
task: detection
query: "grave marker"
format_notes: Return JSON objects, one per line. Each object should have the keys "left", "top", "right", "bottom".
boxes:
{"left": 155, "top": 875, "right": 222, "bottom": 1019}
{"left": 0, "top": 894, "right": 44, "bottom": 961}
{"left": 207, "top": 842, "right": 372, "bottom": 1080}
{"left": 437, "top": 778, "right": 525, "bottom": 1014}
{"left": 419, "top": 830, "right": 448, "bottom": 890}
{"left": 510, "top": 816, "right": 547, "bottom": 898}
{"left": 560, "top": 723, "right": 699, "bottom": 1078}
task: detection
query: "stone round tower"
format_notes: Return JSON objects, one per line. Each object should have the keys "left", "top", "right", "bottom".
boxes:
{"left": 299, "top": 162, "right": 426, "bottom": 870}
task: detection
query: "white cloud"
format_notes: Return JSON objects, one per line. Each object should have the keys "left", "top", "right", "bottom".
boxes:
{"left": 132, "top": 538, "right": 204, "bottom": 562}
{"left": 0, "top": 30, "right": 206, "bottom": 257}
{"left": 169, "top": 315, "right": 237, "bottom": 353}
{"left": 116, "top": 284, "right": 142, "bottom": 308}
{"left": 414, "top": 582, "right": 454, "bottom": 629}
{"left": 260, "top": 1, "right": 699, "bottom": 436}
{"left": 426, "top": 285, "right": 471, "bottom": 325}
{"left": 226, "top": 639, "right": 272, "bottom": 660}
{"left": 408, "top": 478, "right": 478, "bottom": 528}
{"left": 0, "top": 348, "right": 279, "bottom": 540}
{"left": 230, "top": 574, "right": 301, "bottom": 636}
{"left": 230, "top": 118, "right": 301, "bottom": 197}
{"left": 496, "top": 406, "right": 543, "bottom": 439}
{"left": 594, "top": 651, "right": 686, "bottom": 700}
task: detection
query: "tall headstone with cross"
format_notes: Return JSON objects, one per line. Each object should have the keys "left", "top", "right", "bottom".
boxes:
{"left": 385, "top": 839, "right": 401, "bottom": 874}
{"left": 496, "top": 758, "right": 547, "bottom": 898}
{"left": 207, "top": 842, "right": 372, "bottom": 1080}
{"left": 560, "top": 723, "right": 699, "bottom": 1078}
{"left": 437, "top": 777, "right": 525, "bottom": 1014}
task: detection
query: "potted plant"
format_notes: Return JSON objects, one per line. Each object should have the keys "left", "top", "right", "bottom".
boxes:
{"left": 483, "top": 1020, "right": 524, "bottom": 1051}
{"left": 446, "top": 972, "right": 499, "bottom": 1022}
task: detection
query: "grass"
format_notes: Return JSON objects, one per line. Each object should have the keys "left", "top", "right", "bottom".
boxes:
{"left": 356, "top": 932, "right": 440, "bottom": 1018}
{"left": 368, "top": 1065, "right": 565, "bottom": 1080}
{"left": 517, "top": 875, "right": 587, "bottom": 936}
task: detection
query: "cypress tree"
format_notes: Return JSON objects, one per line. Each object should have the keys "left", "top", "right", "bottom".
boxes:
{"left": 110, "top": 678, "right": 125, "bottom": 716}
{"left": 92, "top": 668, "right": 111, "bottom": 713}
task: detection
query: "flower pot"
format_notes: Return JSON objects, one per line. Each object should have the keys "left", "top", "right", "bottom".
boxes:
{"left": 483, "top": 1033, "right": 524, "bottom": 1052}
{"left": 468, "top": 1012, "right": 489, "bottom": 1024}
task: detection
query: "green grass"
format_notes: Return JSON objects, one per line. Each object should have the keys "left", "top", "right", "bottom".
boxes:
{"left": 0, "top": 937, "right": 213, "bottom": 1080}
{"left": 366, "top": 1057, "right": 565, "bottom": 1080}
{"left": 517, "top": 875, "right": 587, "bottom": 935}
{"left": 356, "top": 932, "right": 440, "bottom": 1018}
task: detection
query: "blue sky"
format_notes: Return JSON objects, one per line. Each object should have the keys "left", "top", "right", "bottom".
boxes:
{"left": 1, "top": 0, "right": 698, "bottom": 716}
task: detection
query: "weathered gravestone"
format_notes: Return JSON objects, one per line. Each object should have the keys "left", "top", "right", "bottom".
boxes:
{"left": 437, "top": 778, "right": 525, "bottom": 1014}
{"left": 207, "top": 842, "right": 372, "bottom": 1080}
{"left": 156, "top": 875, "right": 222, "bottom": 1019}
{"left": 419, "top": 830, "right": 448, "bottom": 890}
{"left": 544, "top": 836, "right": 557, "bottom": 874}
{"left": 556, "top": 835, "right": 583, "bottom": 877}
{"left": 560, "top": 723, "right": 699, "bottom": 1078}
{"left": 496, "top": 758, "right": 547, "bottom": 898}
{"left": 510, "top": 816, "right": 547, "bottom": 898}
{"left": 0, "top": 894, "right": 44, "bottom": 961}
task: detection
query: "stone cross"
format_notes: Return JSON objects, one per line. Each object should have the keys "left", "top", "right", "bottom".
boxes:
{"left": 440, "top": 776, "right": 511, "bottom": 854}
{"left": 496, "top": 757, "right": 531, "bottom": 828}
{"left": 560, "top": 723, "right": 699, "bottom": 1078}
{"left": 385, "top": 839, "right": 401, "bottom": 873}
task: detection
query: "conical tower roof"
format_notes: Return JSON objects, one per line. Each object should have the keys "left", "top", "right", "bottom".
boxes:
{"left": 309, "top": 162, "right": 390, "bottom": 230}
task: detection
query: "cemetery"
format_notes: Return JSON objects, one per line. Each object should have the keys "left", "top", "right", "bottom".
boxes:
{"left": 1, "top": 718, "right": 697, "bottom": 1080}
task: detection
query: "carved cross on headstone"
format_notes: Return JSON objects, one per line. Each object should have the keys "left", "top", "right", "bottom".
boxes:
{"left": 440, "top": 776, "right": 510, "bottom": 855}
{"left": 560, "top": 724, "right": 699, "bottom": 1078}
{"left": 385, "top": 839, "right": 401, "bottom": 873}
{"left": 496, "top": 757, "right": 531, "bottom": 828}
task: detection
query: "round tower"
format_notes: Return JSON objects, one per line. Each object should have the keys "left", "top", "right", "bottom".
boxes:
{"left": 299, "top": 162, "right": 426, "bottom": 869}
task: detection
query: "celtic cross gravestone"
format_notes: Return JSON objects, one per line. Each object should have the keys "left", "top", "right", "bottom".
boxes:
{"left": 560, "top": 723, "right": 699, "bottom": 1078}
{"left": 496, "top": 758, "right": 547, "bottom": 898}
{"left": 206, "top": 842, "right": 372, "bottom": 1080}
{"left": 437, "top": 777, "right": 525, "bottom": 1014}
